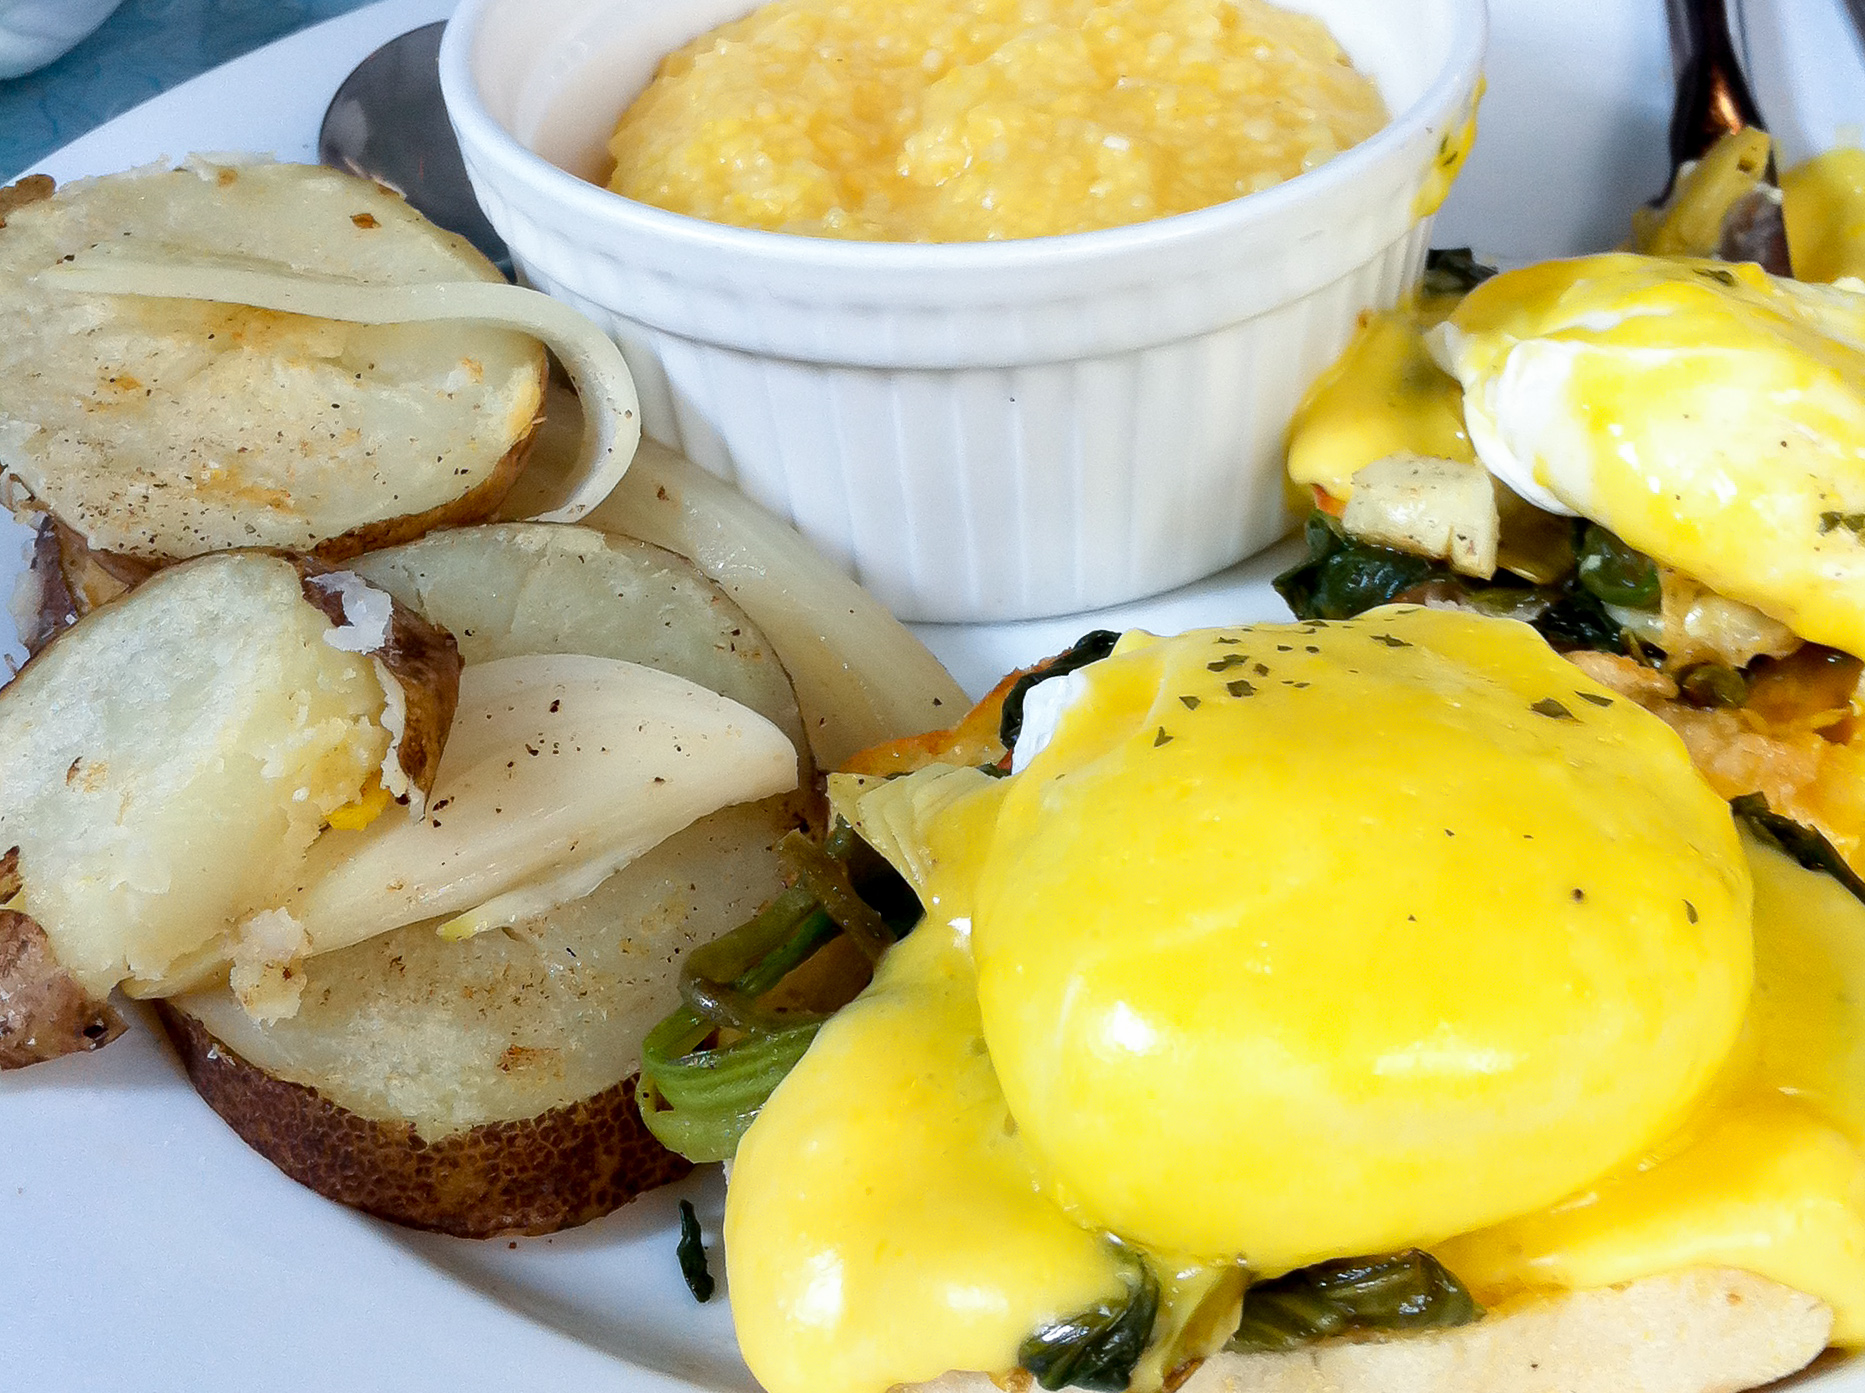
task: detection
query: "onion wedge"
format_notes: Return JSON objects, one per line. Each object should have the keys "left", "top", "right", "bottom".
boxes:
{"left": 35, "top": 251, "right": 639, "bottom": 523}
{"left": 273, "top": 652, "right": 797, "bottom": 971}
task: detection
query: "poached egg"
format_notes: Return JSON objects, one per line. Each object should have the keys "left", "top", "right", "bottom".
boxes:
{"left": 722, "top": 610, "right": 1864, "bottom": 1393}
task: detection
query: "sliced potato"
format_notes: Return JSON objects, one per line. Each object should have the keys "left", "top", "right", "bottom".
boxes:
{"left": 343, "top": 520, "right": 813, "bottom": 771}
{"left": 0, "top": 160, "right": 546, "bottom": 565}
{"left": 282, "top": 652, "right": 800, "bottom": 961}
{"left": 0, "top": 849, "right": 124, "bottom": 1068}
{"left": 164, "top": 523, "right": 823, "bottom": 1234}
{"left": 505, "top": 396, "right": 968, "bottom": 768}
{"left": 181, "top": 795, "right": 809, "bottom": 1133}
{"left": 157, "top": 1002, "right": 685, "bottom": 1239}
{"left": 1340, "top": 453, "right": 1500, "bottom": 578}
{"left": 0, "top": 550, "right": 460, "bottom": 1062}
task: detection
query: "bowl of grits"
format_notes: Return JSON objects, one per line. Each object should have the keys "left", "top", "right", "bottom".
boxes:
{"left": 439, "top": 0, "right": 1485, "bottom": 621}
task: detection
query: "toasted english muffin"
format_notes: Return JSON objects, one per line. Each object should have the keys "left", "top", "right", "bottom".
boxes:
{"left": 159, "top": 524, "right": 824, "bottom": 1236}
{"left": 915, "top": 1269, "right": 1832, "bottom": 1393}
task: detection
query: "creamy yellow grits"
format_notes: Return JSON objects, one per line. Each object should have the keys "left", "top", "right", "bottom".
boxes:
{"left": 605, "top": 0, "right": 1388, "bottom": 242}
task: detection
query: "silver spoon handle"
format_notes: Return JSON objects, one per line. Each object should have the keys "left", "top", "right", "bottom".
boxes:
{"left": 1845, "top": 0, "right": 1865, "bottom": 54}
{"left": 1661, "top": 0, "right": 1793, "bottom": 275}
{"left": 1665, "top": 0, "right": 1769, "bottom": 168}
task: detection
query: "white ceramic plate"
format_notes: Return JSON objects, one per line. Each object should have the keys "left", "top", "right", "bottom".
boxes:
{"left": 2, "top": 1, "right": 1862, "bottom": 1389}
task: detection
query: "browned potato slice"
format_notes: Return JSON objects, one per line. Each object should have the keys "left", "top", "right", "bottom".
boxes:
{"left": 0, "top": 161, "right": 546, "bottom": 567}
{"left": 164, "top": 523, "right": 821, "bottom": 1235}
{"left": 0, "top": 550, "right": 460, "bottom": 1066}
{"left": 342, "top": 521, "right": 813, "bottom": 776}
{"left": 158, "top": 1001, "right": 684, "bottom": 1237}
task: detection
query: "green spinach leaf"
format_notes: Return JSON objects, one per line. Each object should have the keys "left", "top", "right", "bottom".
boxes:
{"left": 1228, "top": 1250, "right": 1480, "bottom": 1354}
{"left": 1731, "top": 793, "right": 1865, "bottom": 908}
{"left": 1019, "top": 1260, "right": 1160, "bottom": 1392}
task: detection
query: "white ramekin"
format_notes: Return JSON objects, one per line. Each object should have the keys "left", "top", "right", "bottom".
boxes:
{"left": 440, "top": 0, "right": 1487, "bottom": 622}
{"left": 0, "top": 0, "right": 124, "bottom": 79}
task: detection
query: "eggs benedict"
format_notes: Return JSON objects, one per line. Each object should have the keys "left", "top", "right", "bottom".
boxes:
{"left": 1283, "top": 244, "right": 1865, "bottom": 875}
{"left": 696, "top": 610, "right": 1865, "bottom": 1393}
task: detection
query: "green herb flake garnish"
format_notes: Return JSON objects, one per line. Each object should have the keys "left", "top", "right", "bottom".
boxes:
{"left": 1819, "top": 511, "right": 1865, "bottom": 537}
{"left": 1154, "top": 727, "right": 1173, "bottom": 747}
{"left": 1227, "top": 679, "right": 1257, "bottom": 698}
{"left": 1371, "top": 634, "right": 1410, "bottom": 648}
{"left": 1531, "top": 698, "right": 1576, "bottom": 720}
{"left": 677, "top": 1199, "right": 715, "bottom": 1303}
{"left": 1207, "top": 655, "right": 1251, "bottom": 672}
{"left": 1685, "top": 900, "right": 1699, "bottom": 924}
{"left": 1179, "top": 695, "right": 1201, "bottom": 710}
{"left": 1577, "top": 692, "right": 1614, "bottom": 707}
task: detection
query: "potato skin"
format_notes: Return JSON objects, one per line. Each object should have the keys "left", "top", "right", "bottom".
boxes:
{"left": 19, "top": 439, "right": 535, "bottom": 653}
{"left": 287, "top": 553, "right": 461, "bottom": 805}
{"left": 13, "top": 543, "right": 461, "bottom": 807}
{"left": 10, "top": 513, "right": 147, "bottom": 655}
{"left": 0, "top": 845, "right": 126, "bottom": 1069}
{"left": 0, "top": 860, "right": 126, "bottom": 1067}
{"left": 0, "top": 174, "right": 53, "bottom": 226}
{"left": 158, "top": 1003, "right": 691, "bottom": 1237}
{"left": 17, "top": 516, "right": 80, "bottom": 655}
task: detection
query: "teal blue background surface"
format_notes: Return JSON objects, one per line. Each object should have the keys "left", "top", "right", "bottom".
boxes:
{"left": 1, "top": 0, "right": 376, "bottom": 178}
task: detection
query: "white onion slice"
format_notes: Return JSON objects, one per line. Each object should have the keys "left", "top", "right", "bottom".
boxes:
{"left": 275, "top": 652, "right": 797, "bottom": 963}
{"left": 588, "top": 439, "right": 969, "bottom": 769}
{"left": 35, "top": 252, "right": 640, "bottom": 523}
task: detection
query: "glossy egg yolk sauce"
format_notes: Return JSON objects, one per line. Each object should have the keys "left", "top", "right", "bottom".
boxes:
{"left": 607, "top": 0, "right": 1386, "bottom": 241}
{"left": 1432, "top": 255, "right": 1865, "bottom": 661}
{"left": 1289, "top": 254, "right": 1865, "bottom": 659}
{"left": 726, "top": 609, "right": 1865, "bottom": 1393}
{"left": 1784, "top": 147, "right": 1865, "bottom": 286}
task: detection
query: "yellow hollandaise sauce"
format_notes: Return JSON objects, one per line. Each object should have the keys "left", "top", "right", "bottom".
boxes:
{"left": 968, "top": 611, "right": 1750, "bottom": 1265}
{"left": 1431, "top": 254, "right": 1865, "bottom": 661}
{"left": 724, "top": 611, "right": 1862, "bottom": 1393}
{"left": 1412, "top": 78, "right": 1481, "bottom": 220}
{"left": 1440, "top": 832, "right": 1865, "bottom": 1343}
{"left": 606, "top": 0, "right": 1387, "bottom": 242}
{"left": 1285, "top": 300, "right": 1472, "bottom": 501}
{"left": 725, "top": 913, "right": 1134, "bottom": 1393}
{"left": 1785, "top": 147, "right": 1865, "bottom": 286}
